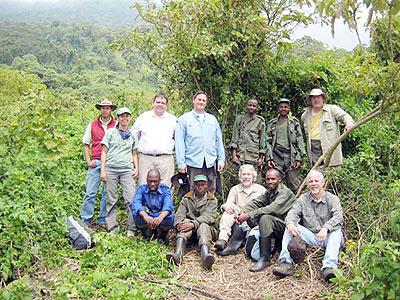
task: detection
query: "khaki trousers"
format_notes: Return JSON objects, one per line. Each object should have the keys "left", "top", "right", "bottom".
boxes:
{"left": 138, "top": 153, "right": 175, "bottom": 187}
{"left": 218, "top": 211, "right": 237, "bottom": 242}
{"left": 177, "top": 223, "right": 218, "bottom": 247}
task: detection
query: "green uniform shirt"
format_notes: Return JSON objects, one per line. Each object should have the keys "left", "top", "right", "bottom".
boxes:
{"left": 174, "top": 191, "right": 218, "bottom": 231}
{"left": 101, "top": 128, "right": 135, "bottom": 171}
{"left": 275, "top": 118, "right": 290, "bottom": 151}
{"left": 243, "top": 183, "right": 297, "bottom": 222}
{"left": 230, "top": 113, "right": 266, "bottom": 163}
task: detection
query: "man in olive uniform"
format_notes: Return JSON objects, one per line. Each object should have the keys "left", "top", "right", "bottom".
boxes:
{"left": 230, "top": 99, "right": 266, "bottom": 171}
{"left": 265, "top": 98, "right": 306, "bottom": 193}
{"left": 236, "top": 168, "right": 297, "bottom": 272}
{"left": 167, "top": 175, "right": 218, "bottom": 268}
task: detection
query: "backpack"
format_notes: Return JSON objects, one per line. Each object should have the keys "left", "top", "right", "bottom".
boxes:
{"left": 244, "top": 226, "right": 276, "bottom": 260}
{"left": 66, "top": 216, "right": 95, "bottom": 250}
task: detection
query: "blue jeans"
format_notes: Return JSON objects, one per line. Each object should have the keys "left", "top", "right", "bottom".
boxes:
{"left": 278, "top": 225, "right": 343, "bottom": 269}
{"left": 80, "top": 159, "right": 107, "bottom": 224}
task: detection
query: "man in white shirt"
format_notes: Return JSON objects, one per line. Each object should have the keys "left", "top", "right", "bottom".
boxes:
{"left": 132, "top": 93, "right": 177, "bottom": 187}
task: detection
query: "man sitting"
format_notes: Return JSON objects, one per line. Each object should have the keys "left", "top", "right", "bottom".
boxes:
{"left": 236, "top": 168, "right": 296, "bottom": 272}
{"left": 215, "top": 164, "right": 266, "bottom": 254}
{"left": 273, "top": 170, "right": 344, "bottom": 282}
{"left": 130, "top": 169, "right": 174, "bottom": 244}
{"left": 167, "top": 175, "right": 218, "bottom": 268}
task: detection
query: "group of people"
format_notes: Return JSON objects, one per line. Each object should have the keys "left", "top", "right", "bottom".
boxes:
{"left": 79, "top": 88, "right": 354, "bottom": 282}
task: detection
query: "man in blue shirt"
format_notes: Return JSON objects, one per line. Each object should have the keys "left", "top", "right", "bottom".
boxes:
{"left": 130, "top": 169, "right": 174, "bottom": 244}
{"left": 175, "top": 91, "right": 225, "bottom": 194}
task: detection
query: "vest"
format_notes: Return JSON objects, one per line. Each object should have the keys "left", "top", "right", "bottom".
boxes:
{"left": 91, "top": 117, "right": 116, "bottom": 159}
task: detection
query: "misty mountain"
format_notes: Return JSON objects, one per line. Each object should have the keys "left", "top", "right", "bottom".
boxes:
{"left": 0, "top": 0, "right": 142, "bottom": 27}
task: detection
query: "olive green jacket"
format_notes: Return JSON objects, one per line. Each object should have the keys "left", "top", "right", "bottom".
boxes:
{"left": 174, "top": 191, "right": 218, "bottom": 231}
{"left": 230, "top": 113, "right": 266, "bottom": 163}
{"left": 243, "top": 183, "right": 297, "bottom": 222}
{"left": 301, "top": 104, "right": 355, "bottom": 166}
{"left": 265, "top": 115, "right": 306, "bottom": 164}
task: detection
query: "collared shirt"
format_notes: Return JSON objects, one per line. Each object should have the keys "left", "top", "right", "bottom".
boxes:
{"left": 101, "top": 128, "right": 135, "bottom": 170}
{"left": 285, "top": 191, "right": 343, "bottom": 233}
{"left": 244, "top": 183, "right": 297, "bottom": 221}
{"left": 82, "top": 116, "right": 113, "bottom": 145}
{"left": 131, "top": 183, "right": 174, "bottom": 216}
{"left": 222, "top": 183, "right": 266, "bottom": 212}
{"left": 175, "top": 110, "right": 225, "bottom": 168}
{"left": 131, "top": 110, "right": 177, "bottom": 155}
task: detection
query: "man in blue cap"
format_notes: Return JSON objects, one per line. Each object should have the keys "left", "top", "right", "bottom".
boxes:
{"left": 167, "top": 174, "right": 218, "bottom": 268}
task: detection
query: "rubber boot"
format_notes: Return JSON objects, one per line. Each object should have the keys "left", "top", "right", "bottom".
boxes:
{"left": 249, "top": 236, "right": 272, "bottom": 272}
{"left": 218, "top": 224, "right": 246, "bottom": 256}
{"left": 166, "top": 237, "right": 186, "bottom": 265}
{"left": 200, "top": 245, "right": 215, "bottom": 268}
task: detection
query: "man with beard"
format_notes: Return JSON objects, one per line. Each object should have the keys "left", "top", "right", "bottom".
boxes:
{"left": 230, "top": 98, "right": 266, "bottom": 172}
{"left": 214, "top": 164, "right": 266, "bottom": 253}
{"left": 167, "top": 175, "right": 218, "bottom": 268}
{"left": 235, "top": 168, "right": 296, "bottom": 272}
{"left": 272, "top": 170, "right": 344, "bottom": 282}
{"left": 265, "top": 98, "right": 305, "bottom": 193}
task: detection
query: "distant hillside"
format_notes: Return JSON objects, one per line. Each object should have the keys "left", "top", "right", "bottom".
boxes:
{"left": 0, "top": 0, "right": 142, "bottom": 27}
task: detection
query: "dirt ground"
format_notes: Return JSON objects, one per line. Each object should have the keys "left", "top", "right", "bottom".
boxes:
{"left": 165, "top": 247, "right": 334, "bottom": 300}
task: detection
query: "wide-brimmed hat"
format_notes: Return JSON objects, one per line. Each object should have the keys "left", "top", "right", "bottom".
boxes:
{"left": 306, "top": 88, "right": 326, "bottom": 105}
{"left": 95, "top": 99, "right": 117, "bottom": 111}
{"left": 117, "top": 107, "right": 131, "bottom": 116}
{"left": 288, "top": 236, "right": 307, "bottom": 264}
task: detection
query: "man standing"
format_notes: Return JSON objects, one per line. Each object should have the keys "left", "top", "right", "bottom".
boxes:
{"left": 80, "top": 99, "right": 116, "bottom": 226}
{"left": 167, "top": 175, "right": 218, "bottom": 268}
{"left": 236, "top": 168, "right": 297, "bottom": 272}
{"left": 301, "top": 88, "right": 355, "bottom": 167}
{"left": 132, "top": 93, "right": 177, "bottom": 187}
{"left": 230, "top": 98, "right": 266, "bottom": 171}
{"left": 273, "top": 170, "right": 344, "bottom": 282}
{"left": 175, "top": 91, "right": 225, "bottom": 193}
{"left": 130, "top": 169, "right": 174, "bottom": 244}
{"left": 265, "top": 98, "right": 306, "bottom": 192}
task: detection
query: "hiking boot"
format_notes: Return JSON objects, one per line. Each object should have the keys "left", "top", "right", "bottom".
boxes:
{"left": 272, "top": 262, "right": 294, "bottom": 277}
{"left": 166, "top": 237, "right": 186, "bottom": 265}
{"left": 249, "top": 236, "right": 272, "bottom": 272}
{"left": 214, "top": 239, "right": 227, "bottom": 251}
{"left": 200, "top": 245, "right": 215, "bottom": 269}
{"left": 287, "top": 236, "right": 306, "bottom": 263}
{"left": 218, "top": 224, "right": 246, "bottom": 256}
{"left": 322, "top": 267, "right": 336, "bottom": 283}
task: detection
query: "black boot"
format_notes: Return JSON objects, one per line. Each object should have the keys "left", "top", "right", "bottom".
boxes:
{"left": 249, "top": 236, "right": 272, "bottom": 272}
{"left": 200, "top": 245, "right": 215, "bottom": 268}
{"left": 218, "top": 224, "right": 246, "bottom": 256}
{"left": 166, "top": 237, "right": 186, "bottom": 265}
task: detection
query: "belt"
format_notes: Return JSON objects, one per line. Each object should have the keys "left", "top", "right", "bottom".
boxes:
{"left": 141, "top": 153, "right": 170, "bottom": 157}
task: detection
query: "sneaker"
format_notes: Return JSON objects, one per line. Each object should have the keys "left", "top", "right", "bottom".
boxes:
{"left": 214, "top": 239, "right": 227, "bottom": 251}
{"left": 272, "top": 262, "right": 294, "bottom": 277}
{"left": 126, "top": 230, "right": 137, "bottom": 238}
{"left": 322, "top": 267, "right": 336, "bottom": 283}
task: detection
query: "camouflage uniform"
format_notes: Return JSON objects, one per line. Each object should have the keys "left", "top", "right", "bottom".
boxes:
{"left": 174, "top": 191, "right": 218, "bottom": 247}
{"left": 230, "top": 114, "right": 266, "bottom": 180}
{"left": 265, "top": 115, "right": 306, "bottom": 193}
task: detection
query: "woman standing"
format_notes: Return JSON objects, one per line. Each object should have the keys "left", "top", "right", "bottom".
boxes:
{"left": 101, "top": 107, "right": 138, "bottom": 236}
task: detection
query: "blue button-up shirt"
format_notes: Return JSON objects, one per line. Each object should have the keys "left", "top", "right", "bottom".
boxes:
{"left": 131, "top": 183, "right": 174, "bottom": 217}
{"left": 175, "top": 110, "right": 225, "bottom": 169}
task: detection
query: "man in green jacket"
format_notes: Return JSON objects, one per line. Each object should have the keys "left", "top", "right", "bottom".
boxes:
{"left": 236, "top": 168, "right": 297, "bottom": 272}
{"left": 230, "top": 99, "right": 266, "bottom": 171}
{"left": 265, "top": 98, "right": 306, "bottom": 193}
{"left": 167, "top": 175, "right": 218, "bottom": 268}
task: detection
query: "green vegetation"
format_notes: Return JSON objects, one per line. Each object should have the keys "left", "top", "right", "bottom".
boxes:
{"left": 0, "top": 0, "right": 399, "bottom": 299}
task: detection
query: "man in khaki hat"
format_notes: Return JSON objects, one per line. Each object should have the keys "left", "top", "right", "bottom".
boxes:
{"left": 301, "top": 88, "right": 355, "bottom": 167}
{"left": 265, "top": 98, "right": 306, "bottom": 192}
{"left": 80, "top": 99, "right": 116, "bottom": 226}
